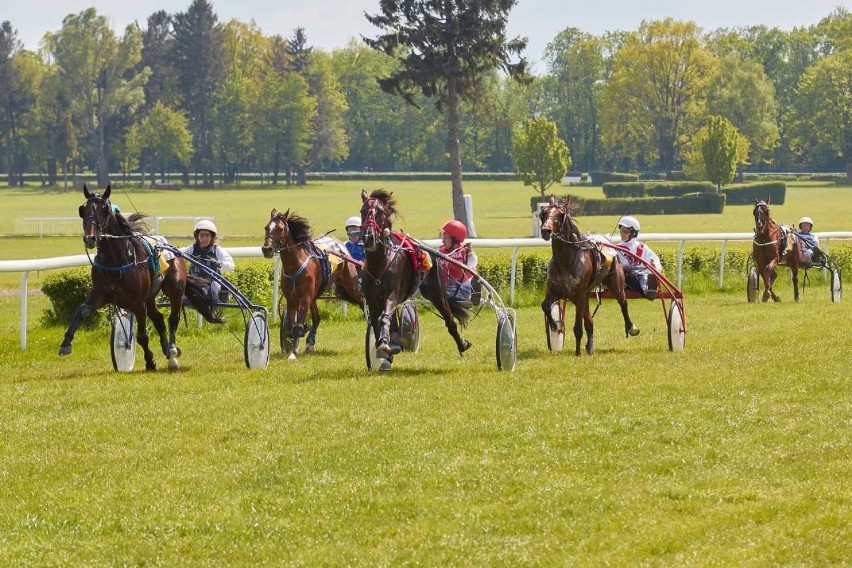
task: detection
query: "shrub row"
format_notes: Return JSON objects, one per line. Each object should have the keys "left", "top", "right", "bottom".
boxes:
{"left": 307, "top": 172, "right": 517, "bottom": 182}
{"left": 566, "top": 193, "right": 725, "bottom": 215}
{"left": 590, "top": 171, "right": 640, "bottom": 185}
{"left": 602, "top": 181, "right": 716, "bottom": 198}
{"left": 721, "top": 181, "right": 786, "bottom": 205}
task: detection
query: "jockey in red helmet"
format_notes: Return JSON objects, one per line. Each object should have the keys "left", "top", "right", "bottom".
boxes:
{"left": 438, "top": 220, "right": 478, "bottom": 303}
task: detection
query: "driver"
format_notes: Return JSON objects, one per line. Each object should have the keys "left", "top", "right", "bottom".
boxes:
{"left": 438, "top": 220, "right": 479, "bottom": 304}
{"left": 181, "top": 219, "right": 235, "bottom": 302}
{"left": 616, "top": 216, "right": 662, "bottom": 300}
{"left": 796, "top": 216, "right": 823, "bottom": 264}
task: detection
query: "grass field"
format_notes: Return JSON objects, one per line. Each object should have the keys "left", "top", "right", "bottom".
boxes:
{"left": 0, "top": 290, "right": 850, "bottom": 564}
{"left": 1, "top": 180, "right": 850, "bottom": 564}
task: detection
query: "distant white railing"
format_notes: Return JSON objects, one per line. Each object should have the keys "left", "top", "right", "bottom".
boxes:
{"left": 13, "top": 215, "right": 215, "bottom": 237}
{"left": 2, "top": 232, "right": 850, "bottom": 350}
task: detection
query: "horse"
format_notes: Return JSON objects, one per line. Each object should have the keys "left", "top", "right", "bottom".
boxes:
{"left": 261, "top": 208, "right": 363, "bottom": 359}
{"left": 539, "top": 196, "right": 639, "bottom": 356}
{"left": 59, "top": 184, "right": 219, "bottom": 371}
{"left": 752, "top": 198, "right": 800, "bottom": 302}
{"left": 360, "top": 189, "right": 471, "bottom": 370}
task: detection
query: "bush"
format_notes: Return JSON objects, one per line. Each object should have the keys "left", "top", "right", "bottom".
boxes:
{"left": 40, "top": 267, "right": 104, "bottom": 327}
{"left": 590, "top": 171, "right": 639, "bottom": 185}
{"left": 722, "top": 182, "right": 786, "bottom": 205}
{"left": 563, "top": 193, "right": 726, "bottom": 215}
{"left": 602, "top": 183, "right": 646, "bottom": 198}
{"left": 228, "top": 261, "right": 274, "bottom": 307}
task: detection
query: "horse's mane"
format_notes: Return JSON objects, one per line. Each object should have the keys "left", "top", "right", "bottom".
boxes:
{"left": 282, "top": 212, "right": 312, "bottom": 243}
{"left": 369, "top": 189, "right": 398, "bottom": 218}
{"left": 555, "top": 198, "right": 582, "bottom": 241}
{"left": 123, "top": 212, "right": 151, "bottom": 235}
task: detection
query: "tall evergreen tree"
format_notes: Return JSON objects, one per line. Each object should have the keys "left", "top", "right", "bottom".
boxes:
{"left": 172, "top": 0, "right": 225, "bottom": 187}
{"left": 365, "top": 0, "right": 529, "bottom": 232}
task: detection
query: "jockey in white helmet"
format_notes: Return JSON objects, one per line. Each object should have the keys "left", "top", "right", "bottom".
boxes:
{"left": 616, "top": 216, "right": 662, "bottom": 300}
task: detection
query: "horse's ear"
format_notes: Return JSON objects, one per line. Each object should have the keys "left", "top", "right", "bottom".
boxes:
{"left": 83, "top": 184, "right": 92, "bottom": 199}
{"left": 766, "top": 196, "right": 770, "bottom": 205}
{"left": 283, "top": 208, "right": 290, "bottom": 218}
{"left": 103, "top": 185, "right": 111, "bottom": 200}
{"left": 270, "top": 208, "right": 277, "bottom": 219}
{"left": 549, "top": 195, "right": 556, "bottom": 205}
{"left": 361, "top": 189, "right": 368, "bottom": 202}
{"left": 754, "top": 198, "right": 759, "bottom": 204}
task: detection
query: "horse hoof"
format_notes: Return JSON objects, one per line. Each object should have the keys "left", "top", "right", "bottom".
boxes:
{"left": 146, "top": 362, "right": 157, "bottom": 372}
{"left": 773, "top": 297, "right": 782, "bottom": 303}
{"left": 627, "top": 326, "right": 640, "bottom": 337}
{"left": 376, "top": 343, "right": 392, "bottom": 359}
{"left": 379, "top": 360, "right": 392, "bottom": 371}
{"left": 168, "top": 358, "right": 179, "bottom": 372}
{"left": 459, "top": 340, "right": 472, "bottom": 354}
{"left": 305, "top": 344, "right": 315, "bottom": 354}
{"left": 288, "top": 353, "right": 297, "bottom": 360}
{"left": 59, "top": 345, "right": 71, "bottom": 356}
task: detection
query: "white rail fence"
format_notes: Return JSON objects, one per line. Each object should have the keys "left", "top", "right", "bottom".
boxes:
{"left": 14, "top": 215, "right": 216, "bottom": 237}
{"left": 2, "top": 232, "right": 850, "bottom": 350}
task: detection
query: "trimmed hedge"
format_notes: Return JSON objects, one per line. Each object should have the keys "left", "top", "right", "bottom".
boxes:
{"left": 602, "top": 181, "right": 715, "bottom": 198}
{"left": 563, "top": 193, "right": 726, "bottom": 215}
{"left": 307, "top": 172, "right": 517, "bottom": 182}
{"left": 590, "top": 171, "right": 639, "bottom": 185}
{"left": 602, "top": 183, "right": 646, "bottom": 198}
{"left": 721, "top": 181, "right": 786, "bottom": 205}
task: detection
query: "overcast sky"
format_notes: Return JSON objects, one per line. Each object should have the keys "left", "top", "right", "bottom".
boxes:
{"left": 6, "top": 0, "right": 849, "bottom": 71}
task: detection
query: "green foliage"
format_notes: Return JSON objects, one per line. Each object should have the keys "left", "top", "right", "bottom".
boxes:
{"left": 564, "top": 193, "right": 726, "bottom": 215}
{"left": 512, "top": 117, "right": 571, "bottom": 197}
{"left": 590, "top": 171, "right": 639, "bottom": 185}
{"left": 227, "top": 261, "right": 273, "bottom": 307}
{"left": 721, "top": 181, "right": 786, "bottom": 204}
{"left": 602, "top": 182, "right": 646, "bottom": 198}
{"left": 695, "top": 116, "right": 748, "bottom": 189}
{"left": 139, "top": 101, "right": 194, "bottom": 176}
{"left": 40, "top": 267, "right": 103, "bottom": 327}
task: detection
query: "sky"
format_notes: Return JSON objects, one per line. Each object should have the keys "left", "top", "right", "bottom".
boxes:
{"left": 5, "top": 0, "right": 849, "bottom": 72}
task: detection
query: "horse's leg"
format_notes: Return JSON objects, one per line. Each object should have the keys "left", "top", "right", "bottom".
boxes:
{"left": 572, "top": 301, "right": 583, "bottom": 356}
{"left": 583, "top": 300, "right": 594, "bottom": 355}
{"left": 760, "top": 266, "right": 772, "bottom": 302}
{"left": 608, "top": 266, "right": 638, "bottom": 337}
{"left": 304, "top": 301, "right": 320, "bottom": 353}
{"left": 287, "top": 302, "right": 308, "bottom": 360}
{"left": 791, "top": 266, "right": 800, "bottom": 302}
{"left": 541, "top": 289, "right": 564, "bottom": 333}
{"left": 58, "top": 292, "right": 107, "bottom": 355}
{"left": 134, "top": 310, "right": 159, "bottom": 372}
{"left": 145, "top": 300, "right": 177, "bottom": 370}
{"left": 422, "top": 270, "right": 470, "bottom": 355}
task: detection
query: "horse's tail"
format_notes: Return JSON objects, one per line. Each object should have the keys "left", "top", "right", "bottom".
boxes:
{"left": 184, "top": 274, "right": 224, "bottom": 323}
{"left": 447, "top": 295, "right": 472, "bottom": 326}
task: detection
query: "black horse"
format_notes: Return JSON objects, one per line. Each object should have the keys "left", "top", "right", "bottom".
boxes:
{"left": 360, "top": 189, "right": 470, "bottom": 370}
{"left": 59, "top": 185, "right": 218, "bottom": 371}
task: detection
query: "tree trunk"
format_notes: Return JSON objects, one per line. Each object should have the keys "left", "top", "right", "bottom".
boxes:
{"left": 447, "top": 77, "right": 466, "bottom": 229}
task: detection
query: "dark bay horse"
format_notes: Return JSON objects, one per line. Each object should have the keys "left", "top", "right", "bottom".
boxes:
{"left": 360, "top": 189, "right": 471, "bottom": 369}
{"left": 539, "top": 196, "right": 638, "bottom": 356}
{"left": 261, "top": 208, "right": 363, "bottom": 359}
{"left": 59, "top": 185, "right": 218, "bottom": 371}
{"left": 753, "top": 199, "right": 800, "bottom": 302}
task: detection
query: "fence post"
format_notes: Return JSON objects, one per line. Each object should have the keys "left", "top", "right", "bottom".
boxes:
{"left": 718, "top": 240, "right": 727, "bottom": 288}
{"left": 510, "top": 247, "right": 520, "bottom": 305}
{"left": 676, "top": 240, "right": 685, "bottom": 288}
{"left": 20, "top": 272, "right": 29, "bottom": 349}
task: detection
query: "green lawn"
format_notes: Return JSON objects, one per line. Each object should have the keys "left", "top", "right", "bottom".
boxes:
{"left": 0, "top": 290, "right": 849, "bottom": 565}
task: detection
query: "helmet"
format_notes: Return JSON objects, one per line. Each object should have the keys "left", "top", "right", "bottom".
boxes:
{"left": 798, "top": 216, "right": 813, "bottom": 229}
{"left": 440, "top": 220, "right": 468, "bottom": 243}
{"left": 618, "top": 216, "right": 640, "bottom": 232}
{"left": 193, "top": 219, "right": 217, "bottom": 236}
{"left": 345, "top": 216, "right": 362, "bottom": 229}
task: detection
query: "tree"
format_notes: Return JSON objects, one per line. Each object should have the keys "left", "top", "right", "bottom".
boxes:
{"left": 137, "top": 101, "right": 193, "bottom": 183}
{"left": 685, "top": 115, "right": 748, "bottom": 189}
{"left": 789, "top": 49, "right": 852, "bottom": 178}
{"left": 46, "top": 9, "right": 150, "bottom": 187}
{"left": 0, "top": 21, "right": 32, "bottom": 186}
{"left": 172, "top": 0, "right": 225, "bottom": 187}
{"left": 513, "top": 117, "right": 570, "bottom": 198}
{"left": 599, "top": 19, "right": 715, "bottom": 171}
{"left": 304, "top": 50, "right": 349, "bottom": 178}
{"left": 365, "top": 0, "right": 529, "bottom": 232}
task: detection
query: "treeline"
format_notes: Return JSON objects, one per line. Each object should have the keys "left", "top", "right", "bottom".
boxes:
{"left": 0, "top": 1, "right": 850, "bottom": 188}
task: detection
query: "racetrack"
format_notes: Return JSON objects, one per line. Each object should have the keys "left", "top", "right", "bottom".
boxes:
{"left": 1, "top": 291, "right": 849, "bottom": 564}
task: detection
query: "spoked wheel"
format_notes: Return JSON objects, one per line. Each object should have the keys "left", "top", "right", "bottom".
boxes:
{"left": 279, "top": 314, "right": 293, "bottom": 354}
{"left": 110, "top": 309, "right": 136, "bottom": 372}
{"left": 747, "top": 267, "right": 759, "bottom": 303}
{"left": 398, "top": 303, "right": 420, "bottom": 353}
{"left": 831, "top": 268, "right": 842, "bottom": 303}
{"left": 244, "top": 312, "right": 270, "bottom": 369}
{"left": 495, "top": 309, "right": 518, "bottom": 372}
{"left": 667, "top": 301, "right": 686, "bottom": 352}
{"left": 545, "top": 301, "right": 565, "bottom": 352}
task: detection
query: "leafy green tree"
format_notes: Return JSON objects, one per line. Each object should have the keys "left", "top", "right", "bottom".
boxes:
{"left": 365, "top": 0, "right": 529, "bottom": 231}
{"left": 140, "top": 11, "right": 180, "bottom": 111}
{"left": 543, "top": 28, "right": 604, "bottom": 171}
{"left": 137, "top": 101, "right": 193, "bottom": 183}
{"left": 685, "top": 115, "right": 748, "bottom": 189}
{"left": 172, "top": 0, "right": 225, "bottom": 187}
{"left": 304, "top": 50, "right": 348, "bottom": 178}
{"left": 706, "top": 54, "right": 779, "bottom": 165}
{"left": 600, "top": 19, "right": 715, "bottom": 171}
{"left": 513, "top": 117, "right": 570, "bottom": 198}
{"left": 789, "top": 49, "right": 852, "bottom": 178}
{"left": 46, "top": 9, "right": 150, "bottom": 187}
{"left": 0, "top": 21, "right": 34, "bottom": 186}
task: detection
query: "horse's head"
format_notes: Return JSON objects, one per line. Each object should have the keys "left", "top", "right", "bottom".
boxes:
{"left": 539, "top": 196, "right": 574, "bottom": 242}
{"left": 361, "top": 189, "right": 396, "bottom": 251}
{"left": 262, "top": 208, "right": 289, "bottom": 258}
{"left": 753, "top": 198, "right": 771, "bottom": 233}
{"left": 79, "top": 184, "right": 115, "bottom": 249}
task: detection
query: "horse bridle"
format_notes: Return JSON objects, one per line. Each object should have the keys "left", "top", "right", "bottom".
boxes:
{"left": 752, "top": 202, "right": 779, "bottom": 246}
{"left": 80, "top": 196, "right": 116, "bottom": 243}
{"left": 541, "top": 202, "right": 592, "bottom": 247}
{"left": 361, "top": 197, "right": 391, "bottom": 248}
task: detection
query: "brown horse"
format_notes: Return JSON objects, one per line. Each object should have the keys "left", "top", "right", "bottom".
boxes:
{"left": 752, "top": 198, "right": 800, "bottom": 302}
{"left": 539, "top": 196, "right": 639, "bottom": 356}
{"left": 360, "top": 189, "right": 471, "bottom": 370}
{"left": 59, "top": 185, "right": 218, "bottom": 371}
{"left": 261, "top": 209, "right": 363, "bottom": 359}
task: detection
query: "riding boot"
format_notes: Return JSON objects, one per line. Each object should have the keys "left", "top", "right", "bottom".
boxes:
{"left": 644, "top": 273, "right": 658, "bottom": 300}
